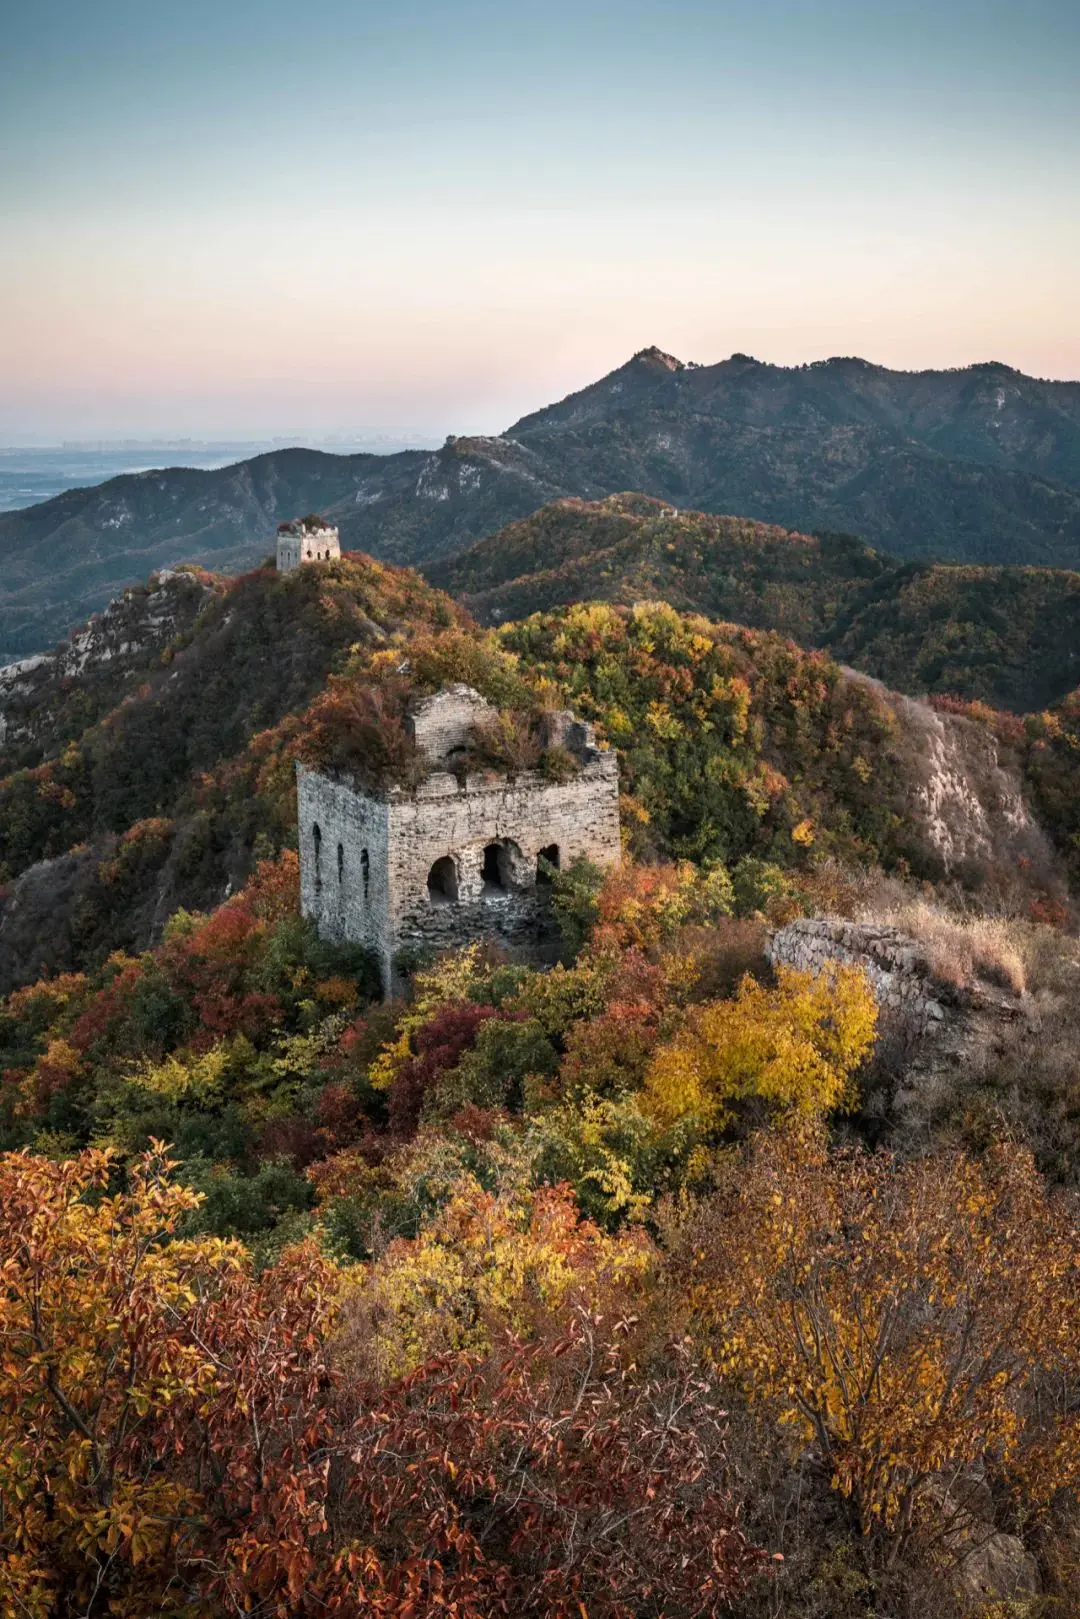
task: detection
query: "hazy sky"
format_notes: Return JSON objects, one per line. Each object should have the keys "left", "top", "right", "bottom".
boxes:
{"left": 2, "top": 0, "right": 1078, "bottom": 440}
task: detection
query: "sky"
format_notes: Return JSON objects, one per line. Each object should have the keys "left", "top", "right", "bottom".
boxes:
{"left": 2, "top": 0, "right": 1078, "bottom": 441}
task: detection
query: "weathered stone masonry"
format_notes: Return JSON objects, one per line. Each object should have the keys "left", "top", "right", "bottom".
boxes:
{"left": 767, "top": 918, "right": 949, "bottom": 1037}
{"left": 298, "top": 685, "right": 621, "bottom": 992}
{"left": 276, "top": 518, "right": 341, "bottom": 573}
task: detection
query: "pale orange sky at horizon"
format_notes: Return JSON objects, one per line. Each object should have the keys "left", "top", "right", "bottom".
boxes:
{"left": 3, "top": 0, "right": 1078, "bottom": 439}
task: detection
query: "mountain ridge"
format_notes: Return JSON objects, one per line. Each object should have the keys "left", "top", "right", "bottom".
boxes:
{"left": 0, "top": 547, "right": 1071, "bottom": 994}
{"left": 4, "top": 350, "right": 1080, "bottom": 656}
{"left": 430, "top": 493, "right": 1080, "bottom": 713}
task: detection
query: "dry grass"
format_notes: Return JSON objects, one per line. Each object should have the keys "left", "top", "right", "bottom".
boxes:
{"left": 799, "top": 858, "right": 911, "bottom": 921}
{"left": 800, "top": 859, "right": 1055, "bottom": 1000}
{"left": 869, "top": 900, "right": 1027, "bottom": 998}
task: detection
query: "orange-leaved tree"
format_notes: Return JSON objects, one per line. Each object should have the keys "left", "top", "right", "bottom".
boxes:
{"left": 342, "top": 1304, "right": 771, "bottom": 1617}
{"left": 0, "top": 1142, "right": 339, "bottom": 1618}
{"left": 338, "top": 1174, "right": 653, "bottom": 1379}
{"left": 0, "top": 1144, "right": 769, "bottom": 1618}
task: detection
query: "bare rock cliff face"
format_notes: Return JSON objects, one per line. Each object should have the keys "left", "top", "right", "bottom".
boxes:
{"left": 847, "top": 669, "right": 1063, "bottom": 891}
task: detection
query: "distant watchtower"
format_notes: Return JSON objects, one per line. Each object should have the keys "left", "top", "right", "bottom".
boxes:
{"left": 297, "top": 684, "right": 621, "bottom": 993}
{"left": 276, "top": 515, "right": 341, "bottom": 573}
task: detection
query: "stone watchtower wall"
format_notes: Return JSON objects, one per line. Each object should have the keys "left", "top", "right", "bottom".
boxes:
{"left": 276, "top": 522, "right": 341, "bottom": 574}
{"left": 297, "top": 686, "right": 621, "bottom": 992}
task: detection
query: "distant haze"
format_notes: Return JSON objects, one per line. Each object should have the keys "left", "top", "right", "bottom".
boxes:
{"left": 2, "top": 0, "right": 1078, "bottom": 440}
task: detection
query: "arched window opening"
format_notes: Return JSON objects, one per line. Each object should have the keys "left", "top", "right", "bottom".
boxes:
{"left": 312, "top": 823, "right": 322, "bottom": 895}
{"left": 361, "top": 848, "right": 370, "bottom": 901}
{"left": 537, "top": 843, "right": 560, "bottom": 882}
{"left": 482, "top": 842, "right": 506, "bottom": 893}
{"left": 337, "top": 842, "right": 344, "bottom": 883}
{"left": 483, "top": 839, "right": 523, "bottom": 895}
{"left": 427, "top": 855, "right": 458, "bottom": 904}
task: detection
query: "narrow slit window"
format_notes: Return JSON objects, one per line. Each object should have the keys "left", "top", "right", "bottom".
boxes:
{"left": 361, "top": 848, "right": 370, "bottom": 901}
{"left": 312, "top": 824, "right": 322, "bottom": 894}
{"left": 337, "top": 842, "right": 344, "bottom": 883}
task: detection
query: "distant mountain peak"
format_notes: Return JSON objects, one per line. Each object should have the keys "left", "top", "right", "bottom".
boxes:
{"left": 5, "top": 347, "right": 1080, "bottom": 661}
{"left": 630, "top": 346, "right": 684, "bottom": 371}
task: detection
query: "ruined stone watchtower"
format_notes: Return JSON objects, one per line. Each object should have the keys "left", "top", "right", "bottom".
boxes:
{"left": 297, "top": 685, "right": 620, "bottom": 992}
{"left": 276, "top": 515, "right": 341, "bottom": 573}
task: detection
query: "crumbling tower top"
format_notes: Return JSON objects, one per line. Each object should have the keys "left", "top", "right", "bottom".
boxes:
{"left": 276, "top": 514, "right": 341, "bottom": 573}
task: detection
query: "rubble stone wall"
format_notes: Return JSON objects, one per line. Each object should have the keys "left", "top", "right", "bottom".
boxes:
{"left": 767, "top": 917, "right": 948, "bottom": 1035}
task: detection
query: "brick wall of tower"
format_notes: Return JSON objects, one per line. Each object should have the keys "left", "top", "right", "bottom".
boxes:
{"left": 385, "top": 756, "right": 620, "bottom": 964}
{"left": 407, "top": 685, "right": 496, "bottom": 766}
{"left": 297, "top": 750, "right": 620, "bottom": 993}
{"left": 276, "top": 527, "right": 340, "bottom": 573}
{"left": 297, "top": 767, "right": 393, "bottom": 980}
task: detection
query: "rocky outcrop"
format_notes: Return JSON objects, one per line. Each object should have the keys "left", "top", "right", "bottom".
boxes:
{"left": 845, "top": 670, "right": 1063, "bottom": 889}
{"left": 767, "top": 917, "right": 1028, "bottom": 1090}
{"left": 921, "top": 1472, "right": 1041, "bottom": 1608}
{"left": 0, "top": 568, "right": 217, "bottom": 767}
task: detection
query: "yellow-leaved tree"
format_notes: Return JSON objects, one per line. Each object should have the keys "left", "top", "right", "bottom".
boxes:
{"left": 338, "top": 1174, "right": 653, "bottom": 1380}
{"left": 643, "top": 963, "right": 877, "bottom": 1130}
{"left": 674, "top": 1126, "right": 1080, "bottom": 1552}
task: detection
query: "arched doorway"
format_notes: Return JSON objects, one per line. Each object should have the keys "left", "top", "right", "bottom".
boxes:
{"left": 427, "top": 855, "right": 459, "bottom": 904}
{"left": 481, "top": 843, "right": 504, "bottom": 892}
{"left": 482, "top": 839, "right": 523, "bottom": 895}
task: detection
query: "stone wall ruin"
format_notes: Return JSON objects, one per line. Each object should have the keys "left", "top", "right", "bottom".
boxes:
{"left": 767, "top": 917, "right": 950, "bottom": 1038}
{"left": 298, "top": 686, "right": 620, "bottom": 992}
{"left": 766, "top": 916, "right": 1029, "bottom": 1106}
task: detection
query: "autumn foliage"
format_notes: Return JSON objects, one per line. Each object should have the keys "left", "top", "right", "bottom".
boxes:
{"left": 0, "top": 1145, "right": 765, "bottom": 1618}
{"left": 7, "top": 585, "right": 1080, "bottom": 1615}
{"left": 674, "top": 1126, "right": 1080, "bottom": 1543}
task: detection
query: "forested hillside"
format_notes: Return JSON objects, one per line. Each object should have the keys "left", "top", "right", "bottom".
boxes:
{"left": 0, "top": 552, "right": 1065, "bottom": 994}
{"left": 6, "top": 554, "right": 1080, "bottom": 1617}
{"left": 0, "top": 556, "right": 462, "bottom": 986}
{"left": 426, "top": 493, "right": 889, "bottom": 640}
{"left": 433, "top": 493, "right": 1080, "bottom": 711}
